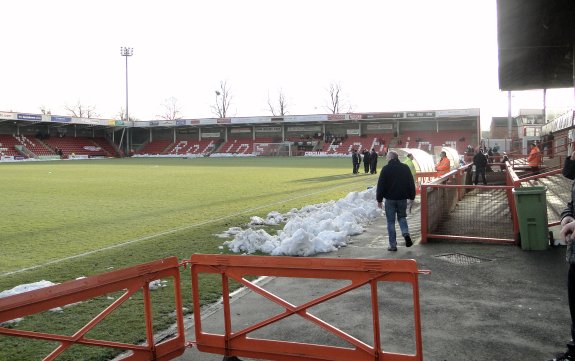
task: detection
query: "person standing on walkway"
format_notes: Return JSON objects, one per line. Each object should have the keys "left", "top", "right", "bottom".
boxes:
{"left": 527, "top": 142, "right": 542, "bottom": 174}
{"left": 552, "top": 150, "right": 575, "bottom": 361}
{"left": 362, "top": 149, "right": 371, "bottom": 173}
{"left": 351, "top": 149, "right": 360, "bottom": 174}
{"left": 435, "top": 151, "right": 451, "bottom": 176}
{"left": 376, "top": 150, "right": 416, "bottom": 251}
{"left": 370, "top": 148, "right": 379, "bottom": 174}
{"left": 473, "top": 148, "right": 488, "bottom": 185}
{"left": 404, "top": 153, "right": 417, "bottom": 183}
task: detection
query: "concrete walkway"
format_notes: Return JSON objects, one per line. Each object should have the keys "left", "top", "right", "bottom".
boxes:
{"left": 174, "top": 208, "right": 570, "bottom": 361}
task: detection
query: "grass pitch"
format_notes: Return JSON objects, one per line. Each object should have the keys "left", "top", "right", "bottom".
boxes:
{"left": 0, "top": 156, "right": 378, "bottom": 360}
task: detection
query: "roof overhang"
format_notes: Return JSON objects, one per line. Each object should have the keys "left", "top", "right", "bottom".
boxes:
{"left": 497, "top": 0, "right": 575, "bottom": 91}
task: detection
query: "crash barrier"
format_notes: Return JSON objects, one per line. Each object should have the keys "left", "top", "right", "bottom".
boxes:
{"left": 420, "top": 165, "right": 516, "bottom": 244}
{"left": 0, "top": 257, "right": 186, "bottom": 361}
{"left": 0, "top": 255, "right": 429, "bottom": 360}
{"left": 187, "top": 254, "right": 430, "bottom": 361}
{"left": 421, "top": 142, "right": 571, "bottom": 244}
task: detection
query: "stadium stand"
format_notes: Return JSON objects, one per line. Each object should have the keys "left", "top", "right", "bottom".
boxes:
{"left": 218, "top": 138, "right": 258, "bottom": 155}
{"left": 136, "top": 140, "right": 173, "bottom": 155}
{"left": 0, "top": 135, "right": 24, "bottom": 158}
{"left": 43, "top": 137, "right": 117, "bottom": 158}
{"left": 167, "top": 139, "right": 217, "bottom": 155}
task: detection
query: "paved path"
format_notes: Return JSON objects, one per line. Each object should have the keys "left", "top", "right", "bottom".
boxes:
{"left": 173, "top": 204, "right": 570, "bottom": 361}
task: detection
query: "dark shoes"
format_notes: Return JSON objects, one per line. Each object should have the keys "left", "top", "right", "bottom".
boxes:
{"left": 549, "top": 342, "right": 575, "bottom": 360}
{"left": 404, "top": 233, "right": 413, "bottom": 247}
{"left": 387, "top": 246, "right": 397, "bottom": 252}
{"left": 550, "top": 351, "right": 574, "bottom": 360}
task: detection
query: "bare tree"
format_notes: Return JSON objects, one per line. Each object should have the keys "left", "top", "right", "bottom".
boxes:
{"left": 267, "top": 89, "right": 289, "bottom": 116}
{"left": 39, "top": 106, "right": 51, "bottom": 115}
{"left": 326, "top": 83, "right": 343, "bottom": 114}
{"left": 158, "top": 97, "right": 183, "bottom": 120}
{"left": 65, "top": 100, "right": 100, "bottom": 118}
{"left": 211, "top": 81, "right": 232, "bottom": 118}
{"left": 116, "top": 108, "right": 138, "bottom": 121}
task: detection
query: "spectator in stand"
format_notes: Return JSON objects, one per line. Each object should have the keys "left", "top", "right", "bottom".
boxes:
{"left": 435, "top": 151, "right": 451, "bottom": 176}
{"left": 370, "top": 148, "right": 379, "bottom": 174}
{"left": 351, "top": 149, "right": 361, "bottom": 174}
{"left": 362, "top": 149, "right": 371, "bottom": 173}
{"left": 527, "top": 142, "right": 542, "bottom": 174}
{"left": 473, "top": 148, "right": 488, "bottom": 185}
{"left": 376, "top": 150, "right": 416, "bottom": 251}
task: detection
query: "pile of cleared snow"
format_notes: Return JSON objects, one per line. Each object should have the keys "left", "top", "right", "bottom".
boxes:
{"left": 0, "top": 280, "right": 58, "bottom": 299}
{"left": 222, "top": 187, "right": 380, "bottom": 256}
{"left": 0, "top": 281, "right": 60, "bottom": 325}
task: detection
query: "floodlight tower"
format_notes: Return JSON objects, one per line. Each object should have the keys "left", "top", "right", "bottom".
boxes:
{"left": 120, "top": 46, "right": 133, "bottom": 155}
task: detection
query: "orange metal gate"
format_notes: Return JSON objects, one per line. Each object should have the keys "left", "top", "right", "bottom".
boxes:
{"left": 0, "top": 257, "right": 185, "bottom": 361}
{"left": 186, "top": 254, "right": 430, "bottom": 361}
{"left": 0, "top": 255, "right": 429, "bottom": 361}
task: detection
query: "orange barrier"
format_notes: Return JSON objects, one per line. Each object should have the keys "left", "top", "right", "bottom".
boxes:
{"left": 0, "top": 257, "right": 185, "bottom": 361}
{"left": 187, "top": 254, "right": 430, "bottom": 361}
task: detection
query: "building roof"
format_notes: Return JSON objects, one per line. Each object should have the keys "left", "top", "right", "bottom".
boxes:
{"left": 497, "top": 0, "right": 575, "bottom": 91}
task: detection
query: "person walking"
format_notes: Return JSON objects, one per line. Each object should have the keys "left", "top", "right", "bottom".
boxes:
{"left": 376, "top": 150, "right": 416, "bottom": 251}
{"left": 362, "top": 149, "right": 371, "bottom": 173}
{"left": 370, "top": 148, "right": 379, "bottom": 174}
{"left": 435, "top": 151, "right": 451, "bottom": 176}
{"left": 550, "top": 150, "right": 575, "bottom": 360}
{"left": 473, "top": 148, "right": 488, "bottom": 185}
{"left": 351, "top": 149, "right": 361, "bottom": 174}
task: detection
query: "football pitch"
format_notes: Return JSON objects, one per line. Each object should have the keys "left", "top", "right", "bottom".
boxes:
{"left": 0, "top": 156, "right": 378, "bottom": 360}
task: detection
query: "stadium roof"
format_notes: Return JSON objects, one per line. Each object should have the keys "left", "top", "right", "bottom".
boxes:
{"left": 497, "top": 0, "right": 575, "bottom": 91}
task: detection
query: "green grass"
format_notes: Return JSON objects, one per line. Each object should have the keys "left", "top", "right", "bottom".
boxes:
{"left": 0, "top": 157, "right": 378, "bottom": 360}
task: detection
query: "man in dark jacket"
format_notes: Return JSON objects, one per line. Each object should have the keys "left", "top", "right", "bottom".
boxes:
{"left": 552, "top": 151, "right": 575, "bottom": 360}
{"left": 370, "top": 148, "right": 379, "bottom": 174}
{"left": 362, "top": 149, "right": 371, "bottom": 173}
{"left": 351, "top": 149, "right": 361, "bottom": 174}
{"left": 376, "top": 150, "right": 416, "bottom": 251}
{"left": 473, "top": 148, "right": 488, "bottom": 185}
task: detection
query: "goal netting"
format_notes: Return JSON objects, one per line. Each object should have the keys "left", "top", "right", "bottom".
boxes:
{"left": 253, "top": 142, "right": 292, "bottom": 156}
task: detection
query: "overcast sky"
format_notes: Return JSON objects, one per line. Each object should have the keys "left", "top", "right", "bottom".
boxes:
{"left": 1, "top": 0, "right": 573, "bottom": 129}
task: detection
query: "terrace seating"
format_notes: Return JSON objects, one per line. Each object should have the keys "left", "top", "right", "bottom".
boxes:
{"left": 400, "top": 130, "right": 473, "bottom": 154}
{"left": 136, "top": 140, "right": 173, "bottom": 155}
{"left": 0, "top": 135, "right": 23, "bottom": 157}
{"left": 167, "top": 139, "right": 217, "bottom": 155}
{"left": 42, "top": 137, "right": 115, "bottom": 158}
{"left": 322, "top": 135, "right": 390, "bottom": 155}
{"left": 218, "top": 138, "right": 257, "bottom": 155}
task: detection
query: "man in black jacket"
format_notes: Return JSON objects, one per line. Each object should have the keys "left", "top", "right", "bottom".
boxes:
{"left": 351, "top": 149, "right": 361, "bottom": 174}
{"left": 362, "top": 149, "right": 371, "bottom": 173}
{"left": 473, "top": 148, "right": 488, "bottom": 185}
{"left": 376, "top": 150, "right": 416, "bottom": 251}
{"left": 552, "top": 151, "right": 575, "bottom": 360}
{"left": 370, "top": 148, "right": 379, "bottom": 174}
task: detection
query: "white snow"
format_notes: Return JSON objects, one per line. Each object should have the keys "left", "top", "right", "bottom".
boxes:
{"left": 223, "top": 186, "right": 380, "bottom": 256}
{"left": 0, "top": 280, "right": 58, "bottom": 298}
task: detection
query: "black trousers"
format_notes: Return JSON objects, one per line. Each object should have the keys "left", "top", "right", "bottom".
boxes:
{"left": 569, "top": 263, "right": 575, "bottom": 340}
{"left": 474, "top": 167, "right": 487, "bottom": 185}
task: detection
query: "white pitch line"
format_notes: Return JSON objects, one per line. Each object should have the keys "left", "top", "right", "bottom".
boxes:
{"left": 2, "top": 178, "right": 368, "bottom": 277}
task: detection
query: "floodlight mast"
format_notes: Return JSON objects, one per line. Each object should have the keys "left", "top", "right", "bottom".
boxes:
{"left": 120, "top": 46, "right": 133, "bottom": 156}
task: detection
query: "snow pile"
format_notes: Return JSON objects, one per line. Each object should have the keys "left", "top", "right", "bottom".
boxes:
{"left": 0, "top": 280, "right": 58, "bottom": 299}
{"left": 0, "top": 280, "right": 60, "bottom": 325}
{"left": 223, "top": 187, "right": 380, "bottom": 256}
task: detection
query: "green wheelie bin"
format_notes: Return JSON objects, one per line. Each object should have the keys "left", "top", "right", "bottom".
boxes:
{"left": 513, "top": 186, "right": 549, "bottom": 251}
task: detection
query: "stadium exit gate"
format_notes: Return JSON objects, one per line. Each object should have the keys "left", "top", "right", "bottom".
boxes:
{"left": 0, "top": 255, "right": 430, "bottom": 361}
